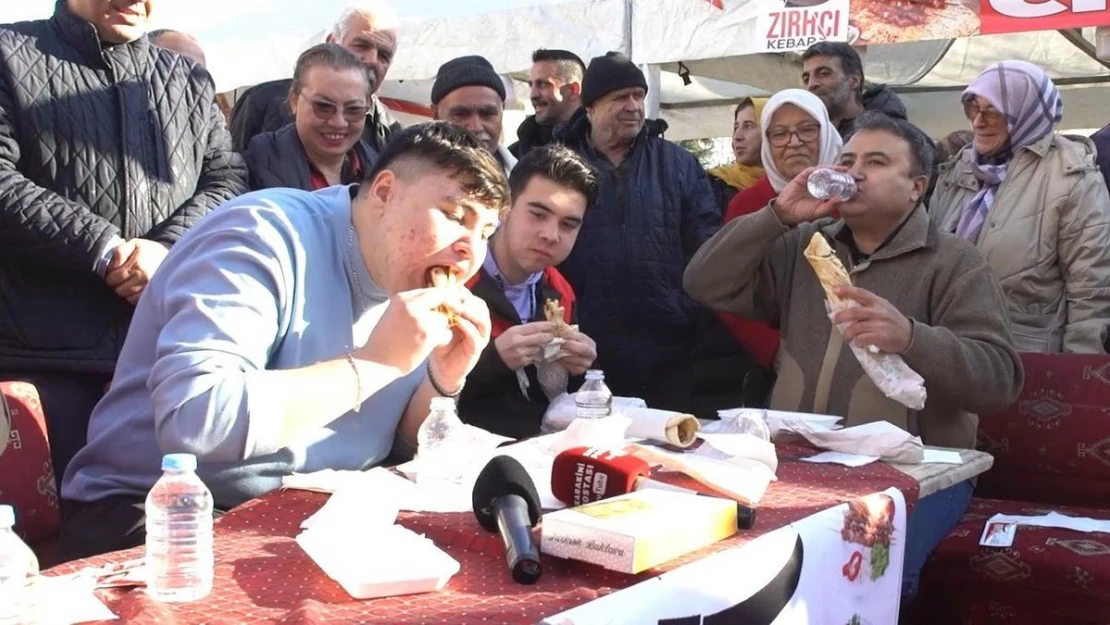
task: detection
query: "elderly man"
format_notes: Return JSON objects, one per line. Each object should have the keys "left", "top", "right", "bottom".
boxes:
{"left": 431, "top": 55, "right": 515, "bottom": 176}
{"left": 0, "top": 0, "right": 247, "bottom": 483}
{"left": 59, "top": 123, "right": 506, "bottom": 562}
{"left": 556, "top": 52, "right": 720, "bottom": 412}
{"left": 684, "top": 112, "right": 1023, "bottom": 607}
{"left": 229, "top": 1, "right": 401, "bottom": 152}
{"left": 148, "top": 28, "right": 205, "bottom": 66}
{"left": 510, "top": 48, "right": 585, "bottom": 158}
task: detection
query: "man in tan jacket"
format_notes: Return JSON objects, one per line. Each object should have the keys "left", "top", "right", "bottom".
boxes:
{"left": 684, "top": 112, "right": 1023, "bottom": 606}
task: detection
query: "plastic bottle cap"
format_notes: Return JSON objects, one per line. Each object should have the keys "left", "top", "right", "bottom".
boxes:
{"left": 584, "top": 369, "right": 604, "bottom": 380}
{"left": 0, "top": 505, "right": 13, "bottom": 528}
{"left": 162, "top": 453, "right": 198, "bottom": 471}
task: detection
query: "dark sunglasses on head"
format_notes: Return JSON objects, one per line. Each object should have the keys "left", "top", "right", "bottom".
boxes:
{"left": 309, "top": 99, "right": 370, "bottom": 123}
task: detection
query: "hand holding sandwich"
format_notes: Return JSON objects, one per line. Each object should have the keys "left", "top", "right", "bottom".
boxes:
{"left": 357, "top": 269, "right": 491, "bottom": 389}
{"left": 832, "top": 286, "right": 913, "bottom": 355}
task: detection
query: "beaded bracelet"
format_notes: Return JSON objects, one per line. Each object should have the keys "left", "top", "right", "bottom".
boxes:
{"left": 427, "top": 364, "right": 464, "bottom": 399}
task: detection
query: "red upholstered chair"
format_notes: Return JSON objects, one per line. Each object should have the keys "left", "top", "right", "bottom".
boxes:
{"left": 0, "top": 382, "right": 61, "bottom": 552}
{"left": 920, "top": 354, "right": 1110, "bottom": 625}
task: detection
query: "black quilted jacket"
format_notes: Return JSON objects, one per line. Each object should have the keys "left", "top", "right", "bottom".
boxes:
{"left": 556, "top": 111, "right": 722, "bottom": 409}
{"left": 0, "top": 1, "right": 248, "bottom": 373}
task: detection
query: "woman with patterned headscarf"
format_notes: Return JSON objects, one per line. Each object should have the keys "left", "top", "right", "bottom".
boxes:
{"left": 706, "top": 97, "right": 768, "bottom": 214}
{"left": 931, "top": 61, "right": 1110, "bottom": 354}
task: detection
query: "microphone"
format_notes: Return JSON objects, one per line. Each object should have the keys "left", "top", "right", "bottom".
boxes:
{"left": 472, "top": 455, "right": 543, "bottom": 584}
{"left": 551, "top": 446, "right": 757, "bottom": 530}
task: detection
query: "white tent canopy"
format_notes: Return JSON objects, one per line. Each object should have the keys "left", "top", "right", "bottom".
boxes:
{"left": 3, "top": 0, "right": 1107, "bottom": 139}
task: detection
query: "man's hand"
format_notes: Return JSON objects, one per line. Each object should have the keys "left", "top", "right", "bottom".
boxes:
{"left": 105, "top": 239, "right": 169, "bottom": 304}
{"left": 558, "top": 330, "right": 597, "bottom": 376}
{"left": 429, "top": 290, "right": 493, "bottom": 391}
{"left": 832, "top": 286, "right": 913, "bottom": 354}
{"left": 772, "top": 166, "right": 844, "bottom": 226}
{"left": 356, "top": 288, "right": 462, "bottom": 377}
{"left": 494, "top": 321, "right": 557, "bottom": 371}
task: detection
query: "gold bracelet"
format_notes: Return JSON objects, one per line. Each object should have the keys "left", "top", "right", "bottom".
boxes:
{"left": 345, "top": 353, "right": 363, "bottom": 412}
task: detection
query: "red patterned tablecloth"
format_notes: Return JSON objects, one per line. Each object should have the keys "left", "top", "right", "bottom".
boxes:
{"left": 48, "top": 447, "right": 919, "bottom": 624}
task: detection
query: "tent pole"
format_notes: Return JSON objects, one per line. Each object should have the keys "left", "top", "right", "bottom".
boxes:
{"left": 643, "top": 64, "right": 661, "bottom": 119}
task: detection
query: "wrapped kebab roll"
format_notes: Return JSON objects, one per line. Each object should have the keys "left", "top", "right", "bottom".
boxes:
{"left": 622, "top": 407, "right": 701, "bottom": 448}
{"left": 803, "top": 233, "right": 927, "bottom": 411}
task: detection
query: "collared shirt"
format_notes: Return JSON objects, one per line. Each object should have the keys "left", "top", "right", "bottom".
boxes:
{"left": 308, "top": 150, "right": 363, "bottom": 190}
{"left": 483, "top": 247, "right": 542, "bottom": 322}
{"left": 833, "top": 211, "right": 915, "bottom": 266}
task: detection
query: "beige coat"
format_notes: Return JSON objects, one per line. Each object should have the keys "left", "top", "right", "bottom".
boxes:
{"left": 684, "top": 204, "right": 1023, "bottom": 449}
{"left": 930, "top": 133, "right": 1110, "bottom": 354}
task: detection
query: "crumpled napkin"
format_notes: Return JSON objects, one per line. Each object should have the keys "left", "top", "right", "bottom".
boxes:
{"left": 777, "top": 417, "right": 924, "bottom": 464}
{"left": 827, "top": 299, "right": 927, "bottom": 411}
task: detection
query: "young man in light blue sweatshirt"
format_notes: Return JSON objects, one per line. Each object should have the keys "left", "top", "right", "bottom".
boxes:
{"left": 56, "top": 123, "right": 509, "bottom": 563}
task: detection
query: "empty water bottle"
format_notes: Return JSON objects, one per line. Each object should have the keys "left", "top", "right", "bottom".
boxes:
{"left": 145, "top": 453, "right": 214, "bottom": 603}
{"left": 807, "top": 168, "right": 856, "bottom": 201}
{"left": 575, "top": 370, "right": 613, "bottom": 419}
{"left": 0, "top": 505, "right": 37, "bottom": 625}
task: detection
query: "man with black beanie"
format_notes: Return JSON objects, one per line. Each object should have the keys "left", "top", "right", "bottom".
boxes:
{"left": 431, "top": 55, "right": 516, "bottom": 176}
{"left": 555, "top": 52, "right": 721, "bottom": 412}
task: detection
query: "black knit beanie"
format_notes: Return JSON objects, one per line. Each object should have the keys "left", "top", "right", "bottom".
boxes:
{"left": 431, "top": 55, "right": 506, "bottom": 105}
{"left": 580, "top": 52, "right": 648, "bottom": 107}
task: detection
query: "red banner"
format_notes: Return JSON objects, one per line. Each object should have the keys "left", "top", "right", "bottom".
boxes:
{"left": 980, "top": 0, "right": 1110, "bottom": 35}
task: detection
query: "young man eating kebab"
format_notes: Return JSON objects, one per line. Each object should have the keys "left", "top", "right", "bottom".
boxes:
{"left": 682, "top": 112, "right": 1023, "bottom": 607}
{"left": 457, "top": 144, "right": 600, "bottom": 438}
{"left": 57, "top": 123, "right": 507, "bottom": 562}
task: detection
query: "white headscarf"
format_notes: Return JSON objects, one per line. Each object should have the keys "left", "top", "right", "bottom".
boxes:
{"left": 760, "top": 89, "right": 843, "bottom": 192}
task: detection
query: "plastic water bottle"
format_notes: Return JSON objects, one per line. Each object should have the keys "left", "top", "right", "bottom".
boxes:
{"left": 575, "top": 370, "right": 613, "bottom": 419}
{"left": 0, "top": 505, "right": 37, "bottom": 625}
{"left": 807, "top": 168, "right": 856, "bottom": 201}
{"left": 145, "top": 453, "right": 214, "bottom": 603}
{"left": 416, "top": 397, "right": 467, "bottom": 485}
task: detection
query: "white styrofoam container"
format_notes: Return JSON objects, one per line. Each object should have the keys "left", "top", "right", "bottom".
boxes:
{"left": 296, "top": 524, "right": 460, "bottom": 600}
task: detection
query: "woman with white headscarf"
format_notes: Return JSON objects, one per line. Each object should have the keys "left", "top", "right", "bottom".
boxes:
{"left": 931, "top": 61, "right": 1110, "bottom": 354}
{"left": 717, "top": 89, "right": 842, "bottom": 403}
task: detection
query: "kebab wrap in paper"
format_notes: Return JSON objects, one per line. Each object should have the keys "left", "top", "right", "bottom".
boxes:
{"left": 803, "top": 233, "right": 927, "bottom": 411}
{"left": 622, "top": 407, "right": 702, "bottom": 448}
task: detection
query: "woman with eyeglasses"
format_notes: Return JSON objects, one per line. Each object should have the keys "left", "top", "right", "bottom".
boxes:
{"left": 930, "top": 61, "right": 1110, "bottom": 354}
{"left": 244, "top": 44, "right": 377, "bottom": 191}
{"left": 714, "top": 89, "right": 842, "bottom": 405}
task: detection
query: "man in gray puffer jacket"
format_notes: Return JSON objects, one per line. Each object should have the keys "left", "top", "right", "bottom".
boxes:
{"left": 0, "top": 0, "right": 248, "bottom": 484}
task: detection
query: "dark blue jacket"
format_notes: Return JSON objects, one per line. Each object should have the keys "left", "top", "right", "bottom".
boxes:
{"left": 556, "top": 112, "right": 721, "bottom": 409}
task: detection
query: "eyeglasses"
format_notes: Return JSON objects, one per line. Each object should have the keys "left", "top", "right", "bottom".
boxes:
{"left": 963, "top": 101, "right": 1004, "bottom": 125}
{"left": 308, "top": 99, "right": 370, "bottom": 123}
{"left": 766, "top": 124, "right": 821, "bottom": 147}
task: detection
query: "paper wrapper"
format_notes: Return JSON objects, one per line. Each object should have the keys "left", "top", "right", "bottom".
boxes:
{"left": 776, "top": 417, "right": 924, "bottom": 464}
{"left": 827, "top": 300, "right": 927, "bottom": 411}
{"left": 804, "top": 233, "right": 927, "bottom": 411}
{"left": 622, "top": 407, "right": 701, "bottom": 448}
